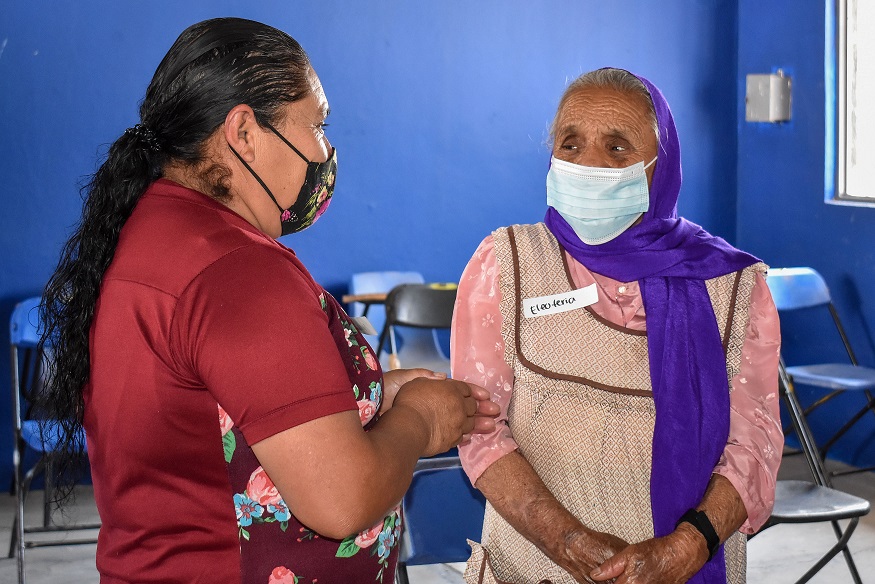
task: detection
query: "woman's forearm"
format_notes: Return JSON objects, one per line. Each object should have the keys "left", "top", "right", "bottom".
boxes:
{"left": 252, "top": 407, "right": 428, "bottom": 540}
{"left": 475, "top": 450, "right": 627, "bottom": 578}
{"left": 695, "top": 473, "right": 748, "bottom": 545}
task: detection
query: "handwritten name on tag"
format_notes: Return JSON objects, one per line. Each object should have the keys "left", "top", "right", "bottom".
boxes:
{"left": 522, "top": 284, "right": 598, "bottom": 318}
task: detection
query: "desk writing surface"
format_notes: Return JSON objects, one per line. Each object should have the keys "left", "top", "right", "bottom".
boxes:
{"left": 341, "top": 292, "right": 388, "bottom": 304}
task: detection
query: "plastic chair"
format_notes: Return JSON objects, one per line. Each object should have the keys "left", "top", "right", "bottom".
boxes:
{"left": 376, "top": 283, "right": 457, "bottom": 374}
{"left": 9, "top": 296, "right": 99, "bottom": 583}
{"left": 348, "top": 271, "right": 425, "bottom": 349}
{"left": 750, "top": 360, "right": 871, "bottom": 584}
{"left": 765, "top": 267, "right": 875, "bottom": 477}
{"left": 394, "top": 454, "right": 487, "bottom": 584}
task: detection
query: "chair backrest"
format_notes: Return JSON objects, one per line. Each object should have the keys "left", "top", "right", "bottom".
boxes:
{"left": 385, "top": 284, "right": 457, "bottom": 329}
{"left": 348, "top": 271, "right": 424, "bottom": 339}
{"left": 766, "top": 267, "right": 832, "bottom": 311}
{"left": 767, "top": 266, "right": 859, "bottom": 364}
{"left": 10, "top": 296, "right": 43, "bottom": 349}
{"left": 379, "top": 284, "right": 457, "bottom": 372}
{"left": 10, "top": 297, "right": 46, "bottom": 443}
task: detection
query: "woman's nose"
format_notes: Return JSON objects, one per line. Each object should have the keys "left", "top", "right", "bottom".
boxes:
{"left": 321, "top": 135, "right": 333, "bottom": 162}
{"left": 575, "top": 147, "right": 615, "bottom": 169}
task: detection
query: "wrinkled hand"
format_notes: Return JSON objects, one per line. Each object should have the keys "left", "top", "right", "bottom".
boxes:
{"left": 381, "top": 368, "right": 446, "bottom": 414}
{"left": 558, "top": 529, "right": 629, "bottom": 584}
{"left": 392, "top": 378, "right": 498, "bottom": 456}
{"left": 590, "top": 525, "right": 708, "bottom": 584}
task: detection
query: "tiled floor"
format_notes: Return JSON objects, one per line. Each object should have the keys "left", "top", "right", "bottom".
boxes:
{"left": 0, "top": 454, "right": 872, "bottom": 583}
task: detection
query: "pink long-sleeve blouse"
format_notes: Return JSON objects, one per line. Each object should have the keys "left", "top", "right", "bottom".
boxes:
{"left": 451, "top": 234, "right": 783, "bottom": 533}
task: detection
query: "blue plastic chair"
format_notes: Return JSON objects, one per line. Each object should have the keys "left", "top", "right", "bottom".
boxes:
{"left": 765, "top": 267, "right": 875, "bottom": 476}
{"left": 395, "top": 454, "right": 486, "bottom": 584}
{"left": 9, "top": 296, "right": 99, "bottom": 583}
{"left": 348, "top": 271, "right": 425, "bottom": 351}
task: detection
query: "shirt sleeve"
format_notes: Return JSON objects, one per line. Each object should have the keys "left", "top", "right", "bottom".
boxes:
{"left": 713, "top": 272, "right": 783, "bottom": 533}
{"left": 451, "top": 235, "right": 519, "bottom": 485}
{"left": 171, "top": 244, "right": 357, "bottom": 446}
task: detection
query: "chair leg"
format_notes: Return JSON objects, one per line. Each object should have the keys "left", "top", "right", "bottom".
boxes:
{"left": 830, "top": 519, "right": 864, "bottom": 584}
{"left": 10, "top": 455, "right": 45, "bottom": 584}
{"left": 394, "top": 561, "right": 410, "bottom": 584}
{"left": 792, "top": 518, "right": 861, "bottom": 584}
{"left": 779, "top": 369, "right": 831, "bottom": 486}
{"left": 8, "top": 511, "right": 18, "bottom": 558}
{"left": 831, "top": 464, "right": 875, "bottom": 478}
{"left": 15, "top": 465, "right": 28, "bottom": 584}
{"left": 43, "top": 458, "right": 54, "bottom": 528}
{"left": 818, "top": 391, "right": 875, "bottom": 459}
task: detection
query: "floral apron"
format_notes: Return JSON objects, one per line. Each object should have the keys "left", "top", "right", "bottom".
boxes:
{"left": 219, "top": 291, "right": 401, "bottom": 584}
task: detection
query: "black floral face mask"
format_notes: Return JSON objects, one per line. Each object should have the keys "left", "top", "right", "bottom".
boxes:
{"left": 229, "top": 121, "right": 336, "bottom": 236}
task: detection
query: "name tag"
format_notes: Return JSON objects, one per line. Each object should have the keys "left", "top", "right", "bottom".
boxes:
{"left": 522, "top": 284, "right": 598, "bottom": 318}
{"left": 350, "top": 316, "right": 378, "bottom": 336}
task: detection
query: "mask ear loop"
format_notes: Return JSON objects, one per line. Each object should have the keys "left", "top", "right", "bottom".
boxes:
{"left": 227, "top": 144, "right": 285, "bottom": 212}
{"left": 263, "top": 121, "right": 312, "bottom": 164}
{"left": 644, "top": 156, "right": 658, "bottom": 170}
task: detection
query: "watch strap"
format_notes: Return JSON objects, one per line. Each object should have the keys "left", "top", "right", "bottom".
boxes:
{"left": 676, "top": 509, "right": 720, "bottom": 561}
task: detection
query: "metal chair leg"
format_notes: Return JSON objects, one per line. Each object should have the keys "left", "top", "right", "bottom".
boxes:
{"left": 394, "top": 561, "right": 410, "bottom": 584}
{"left": 793, "top": 518, "right": 860, "bottom": 584}
{"left": 43, "top": 458, "right": 54, "bottom": 528}
{"left": 15, "top": 467, "right": 27, "bottom": 584}
{"left": 829, "top": 519, "right": 863, "bottom": 584}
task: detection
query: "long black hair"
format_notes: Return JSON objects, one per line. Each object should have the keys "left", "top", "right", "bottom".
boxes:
{"left": 38, "top": 17, "right": 313, "bottom": 500}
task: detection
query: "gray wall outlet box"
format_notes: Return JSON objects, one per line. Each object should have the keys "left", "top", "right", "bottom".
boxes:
{"left": 745, "top": 72, "right": 792, "bottom": 122}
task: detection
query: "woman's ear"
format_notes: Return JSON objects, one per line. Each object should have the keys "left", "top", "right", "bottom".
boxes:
{"left": 224, "top": 104, "right": 260, "bottom": 162}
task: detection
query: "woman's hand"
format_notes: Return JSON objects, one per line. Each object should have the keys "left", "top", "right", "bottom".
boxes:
{"left": 380, "top": 368, "right": 447, "bottom": 414}
{"left": 558, "top": 528, "right": 629, "bottom": 583}
{"left": 590, "top": 524, "right": 708, "bottom": 584}
{"left": 392, "top": 378, "right": 497, "bottom": 456}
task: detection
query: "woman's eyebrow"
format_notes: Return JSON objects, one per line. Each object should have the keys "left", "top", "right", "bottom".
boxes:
{"left": 603, "top": 128, "right": 634, "bottom": 142}
{"left": 555, "top": 123, "right": 579, "bottom": 137}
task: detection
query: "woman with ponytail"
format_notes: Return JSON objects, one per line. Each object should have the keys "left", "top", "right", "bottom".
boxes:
{"left": 40, "top": 17, "right": 497, "bottom": 583}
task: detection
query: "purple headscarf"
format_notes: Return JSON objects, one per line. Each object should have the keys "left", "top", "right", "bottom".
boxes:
{"left": 544, "top": 70, "right": 759, "bottom": 583}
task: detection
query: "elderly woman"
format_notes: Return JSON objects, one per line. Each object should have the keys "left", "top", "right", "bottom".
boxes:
{"left": 452, "top": 68, "right": 783, "bottom": 584}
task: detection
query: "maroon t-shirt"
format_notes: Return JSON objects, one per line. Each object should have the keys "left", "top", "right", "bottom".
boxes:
{"left": 84, "top": 179, "right": 399, "bottom": 583}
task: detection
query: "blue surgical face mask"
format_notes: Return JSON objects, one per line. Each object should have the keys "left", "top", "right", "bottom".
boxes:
{"left": 546, "top": 155, "right": 657, "bottom": 245}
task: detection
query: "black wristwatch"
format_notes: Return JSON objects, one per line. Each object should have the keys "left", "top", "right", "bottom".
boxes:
{"left": 676, "top": 509, "right": 720, "bottom": 561}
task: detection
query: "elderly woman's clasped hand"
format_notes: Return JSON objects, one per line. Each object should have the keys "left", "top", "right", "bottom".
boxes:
{"left": 556, "top": 525, "right": 708, "bottom": 584}
{"left": 586, "top": 527, "right": 709, "bottom": 584}
{"left": 555, "top": 527, "right": 628, "bottom": 584}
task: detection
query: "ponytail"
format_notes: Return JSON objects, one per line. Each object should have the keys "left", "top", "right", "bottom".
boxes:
{"left": 38, "top": 132, "right": 163, "bottom": 498}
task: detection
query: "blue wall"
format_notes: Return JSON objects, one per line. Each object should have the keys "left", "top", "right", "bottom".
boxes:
{"left": 738, "top": 0, "right": 875, "bottom": 467}
{"left": 0, "top": 1, "right": 739, "bottom": 485}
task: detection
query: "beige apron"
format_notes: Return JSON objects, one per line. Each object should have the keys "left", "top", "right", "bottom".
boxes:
{"left": 464, "top": 223, "right": 764, "bottom": 584}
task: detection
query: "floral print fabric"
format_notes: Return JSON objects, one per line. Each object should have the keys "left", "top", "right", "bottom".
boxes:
{"left": 221, "top": 291, "right": 400, "bottom": 583}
